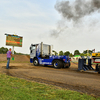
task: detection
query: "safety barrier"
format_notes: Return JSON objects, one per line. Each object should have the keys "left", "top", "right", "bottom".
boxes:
{"left": 78, "top": 58, "right": 94, "bottom": 71}
{"left": 96, "top": 64, "right": 100, "bottom": 74}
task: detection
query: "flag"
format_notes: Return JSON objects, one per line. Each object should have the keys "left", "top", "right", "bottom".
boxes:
{"left": 92, "top": 49, "right": 95, "bottom": 53}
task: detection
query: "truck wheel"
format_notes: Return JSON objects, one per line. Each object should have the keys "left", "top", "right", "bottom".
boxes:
{"left": 53, "top": 60, "right": 63, "bottom": 69}
{"left": 33, "top": 58, "right": 39, "bottom": 66}
{"left": 66, "top": 62, "right": 70, "bottom": 68}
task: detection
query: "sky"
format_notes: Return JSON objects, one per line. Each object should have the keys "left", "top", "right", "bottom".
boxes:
{"left": 0, "top": 0, "right": 100, "bottom": 54}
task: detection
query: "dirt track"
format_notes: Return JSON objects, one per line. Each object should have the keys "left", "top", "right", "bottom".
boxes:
{"left": 0, "top": 62, "right": 100, "bottom": 97}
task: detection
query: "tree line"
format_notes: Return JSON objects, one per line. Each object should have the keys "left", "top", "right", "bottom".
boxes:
{"left": 0, "top": 47, "right": 93, "bottom": 57}
{"left": 53, "top": 50, "right": 93, "bottom": 57}
{"left": 0, "top": 47, "right": 24, "bottom": 55}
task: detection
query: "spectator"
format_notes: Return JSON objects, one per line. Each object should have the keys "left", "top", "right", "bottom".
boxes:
{"left": 6, "top": 48, "right": 12, "bottom": 69}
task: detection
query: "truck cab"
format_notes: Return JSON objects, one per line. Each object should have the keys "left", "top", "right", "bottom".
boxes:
{"left": 30, "top": 42, "right": 70, "bottom": 69}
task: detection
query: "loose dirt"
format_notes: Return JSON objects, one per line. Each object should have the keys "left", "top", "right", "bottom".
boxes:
{"left": 0, "top": 54, "right": 100, "bottom": 97}
{"left": 0, "top": 54, "right": 29, "bottom": 62}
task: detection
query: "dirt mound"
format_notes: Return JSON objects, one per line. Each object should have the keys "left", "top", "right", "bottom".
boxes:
{"left": 0, "top": 54, "right": 7, "bottom": 61}
{"left": 0, "top": 54, "right": 30, "bottom": 62}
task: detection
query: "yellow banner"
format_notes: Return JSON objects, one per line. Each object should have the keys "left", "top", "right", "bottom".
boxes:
{"left": 92, "top": 53, "right": 100, "bottom": 57}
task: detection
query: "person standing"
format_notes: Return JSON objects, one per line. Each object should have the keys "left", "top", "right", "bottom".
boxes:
{"left": 6, "top": 48, "right": 12, "bottom": 69}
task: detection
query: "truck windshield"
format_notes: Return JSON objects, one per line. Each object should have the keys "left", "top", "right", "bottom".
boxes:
{"left": 30, "top": 46, "right": 36, "bottom": 53}
{"left": 31, "top": 46, "right": 36, "bottom": 50}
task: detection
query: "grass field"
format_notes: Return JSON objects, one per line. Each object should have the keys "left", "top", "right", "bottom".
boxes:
{"left": 0, "top": 73, "right": 100, "bottom": 100}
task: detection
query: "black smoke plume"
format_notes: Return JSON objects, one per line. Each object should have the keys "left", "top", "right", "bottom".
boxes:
{"left": 51, "top": 0, "right": 100, "bottom": 37}
{"left": 55, "top": 0, "right": 100, "bottom": 21}
{"left": 50, "top": 20, "right": 68, "bottom": 37}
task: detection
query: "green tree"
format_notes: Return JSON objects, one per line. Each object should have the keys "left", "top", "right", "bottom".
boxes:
{"left": 0, "top": 47, "right": 8, "bottom": 54}
{"left": 83, "top": 50, "right": 92, "bottom": 54}
{"left": 52, "top": 50, "right": 58, "bottom": 55}
{"left": 14, "top": 51, "right": 17, "bottom": 54}
{"left": 74, "top": 50, "right": 80, "bottom": 55}
{"left": 64, "top": 51, "right": 70, "bottom": 56}
{"left": 59, "top": 51, "right": 63, "bottom": 56}
{"left": 80, "top": 53, "right": 84, "bottom": 56}
{"left": 69, "top": 53, "right": 73, "bottom": 57}
{"left": 84, "top": 53, "right": 91, "bottom": 56}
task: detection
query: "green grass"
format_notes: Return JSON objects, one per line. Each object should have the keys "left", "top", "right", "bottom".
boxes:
{"left": 0, "top": 73, "right": 100, "bottom": 100}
